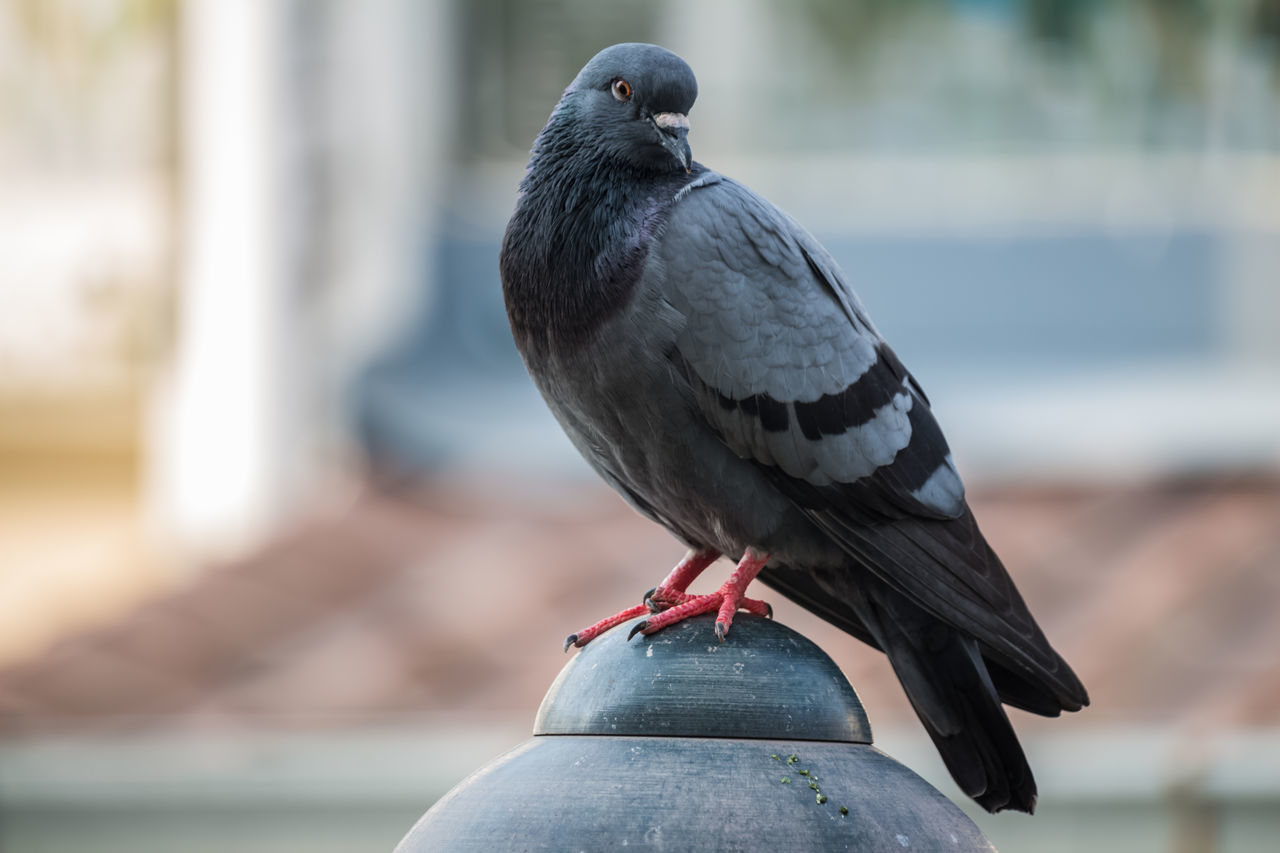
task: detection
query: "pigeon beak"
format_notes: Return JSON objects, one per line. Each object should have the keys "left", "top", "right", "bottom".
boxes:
{"left": 653, "top": 112, "right": 692, "bottom": 173}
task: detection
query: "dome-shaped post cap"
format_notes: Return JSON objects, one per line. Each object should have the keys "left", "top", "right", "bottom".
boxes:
{"left": 536, "top": 613, "right": 872, "bottom": 742}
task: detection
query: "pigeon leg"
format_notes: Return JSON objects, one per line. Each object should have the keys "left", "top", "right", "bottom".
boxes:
{"left": 628, "top": 547, "right": 771, "bottom": 643}
{"left": 644, "top": 547, "right": 719, "bottom": 611}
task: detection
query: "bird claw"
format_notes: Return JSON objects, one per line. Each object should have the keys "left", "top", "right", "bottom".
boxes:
{"left": 627, "top": 620, "right": 649, "bottom": 641}
{"left": 643, "top": 587, "right": 662, "bottom": 613}
{"left": 715, "top": 620, "right": 728, "bottom": 642}
{"left": 563, "top": 634, "right": 580, "bottom": 653}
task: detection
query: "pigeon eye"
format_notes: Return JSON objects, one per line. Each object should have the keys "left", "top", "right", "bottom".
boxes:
{"left": 611, "top": 79, "right": 633, "bottom": 102}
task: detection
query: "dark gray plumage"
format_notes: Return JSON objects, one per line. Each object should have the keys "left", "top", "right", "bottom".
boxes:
{"left": 500, "top": 42, "right": 1088, "bottom": 814}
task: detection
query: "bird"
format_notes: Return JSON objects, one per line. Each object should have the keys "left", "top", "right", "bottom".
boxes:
{"left": 499, "top": 42, "right": 1087, "bottom": 814}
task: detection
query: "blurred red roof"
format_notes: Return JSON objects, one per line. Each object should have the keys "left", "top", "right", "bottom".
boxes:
{"left": 2, "top": 474, "right": 1278, "bottom": 735}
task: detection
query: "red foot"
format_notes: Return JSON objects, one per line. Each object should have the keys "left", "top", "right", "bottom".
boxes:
{"left": 564, "top": 548, "right": 718, "bottom": 651}
{"left": 562, "top": 603, "right": 650, "bottom": 652}
{"left": 644, "top": 589, "right": 772, "bottom": 618}
{"left": 564, "top": 547, "right": 771, "bottom": 651}
{"left": 632, "top": 548, "right": 770, "bottom": 642}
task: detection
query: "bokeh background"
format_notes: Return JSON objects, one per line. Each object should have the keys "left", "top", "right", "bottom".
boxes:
{"left": 2, "top": 0, "right": 1279, "bottom": 850}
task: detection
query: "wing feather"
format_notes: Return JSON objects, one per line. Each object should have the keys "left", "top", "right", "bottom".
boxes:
{"left": 656, "top": 173, "right": 1087, "bottom": 709}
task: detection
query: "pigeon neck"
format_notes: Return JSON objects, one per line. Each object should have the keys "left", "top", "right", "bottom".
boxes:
{"left": 501, "top": 136, "right": 696, "bottom": 353}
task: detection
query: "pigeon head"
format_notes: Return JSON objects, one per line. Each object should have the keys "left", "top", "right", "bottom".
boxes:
{"left": 543, "top": 43, "right": 697, "bottom": 175}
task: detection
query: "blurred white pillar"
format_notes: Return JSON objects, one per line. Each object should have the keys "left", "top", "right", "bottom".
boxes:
{"left": 151, "top": 0, "right": 453, "bottom": 565}
{"left": 151, "top": 0, "right": 286, "bottom": 562}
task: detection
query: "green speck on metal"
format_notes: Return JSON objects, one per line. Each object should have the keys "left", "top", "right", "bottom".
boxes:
{"left": 797, "top": 769, "right": 809, "bottom": 776}
{"left": 839, "top": 806, "right": 849, "bottom": 816}
{"left": 770, "top": 754, "right": 779, "bottom": 761}
{"left": 780, "top": 777, "right": 791, "bottom": 784}
{"left": 808, "top": 780, "right": 819, "bottom": 791}
{"left": 787, "top": 754, "right": 798, "bottom": 765}
{"left": 816, "top": 794, "right": 828, "bottom": 805}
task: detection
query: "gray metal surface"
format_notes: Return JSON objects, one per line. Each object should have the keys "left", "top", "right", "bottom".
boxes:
{"left": 398, "top": 735, "right": 994, "bottom": 851}
{"left": 535, "top": 613, "right": 872, "bottom": 742}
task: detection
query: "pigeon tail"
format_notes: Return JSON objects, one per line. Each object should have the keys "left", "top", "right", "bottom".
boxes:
{"left": 863, "top": 583, "right": 1038, "bottom": 814}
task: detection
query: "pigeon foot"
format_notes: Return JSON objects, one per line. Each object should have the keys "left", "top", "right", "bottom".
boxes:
{"left": 628, "top": 547, "right": 770, "bottom": 642}
{"left": 564, "top": 604, "right": 650, "bottom": 652}
{"left": 564, "top": 547, "right": 772, "bottom": 649}
{"left": 564, "top": 548, "right": 720, "bottom": 651}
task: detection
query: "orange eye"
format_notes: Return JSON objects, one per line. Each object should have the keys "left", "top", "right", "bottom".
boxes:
{"left": 612, "top": 79, "right": 633, "bottom": 102}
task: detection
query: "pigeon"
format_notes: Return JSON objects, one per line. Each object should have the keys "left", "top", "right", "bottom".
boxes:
{"left": 499, "top": 42, "right": 1087, "bottom": 814}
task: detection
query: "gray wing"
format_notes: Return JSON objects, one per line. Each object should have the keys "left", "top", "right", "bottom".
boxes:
{"left": 659, "top": 173, "right": 965, "bottom": 519}
{"left": 655, "top": 173, "right": 1086, "bottom": 707}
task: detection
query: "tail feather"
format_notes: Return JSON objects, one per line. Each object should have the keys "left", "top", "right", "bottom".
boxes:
{"left": 759, "top": 561, "right": 1072, "bottom": 814}
{"left": 858, "top": 582, "right": 1038, "bottom": 814}
{"left": 987, "top": 658, "right": 1069, "bottom": 717}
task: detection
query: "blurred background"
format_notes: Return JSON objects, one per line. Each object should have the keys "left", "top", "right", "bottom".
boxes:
{"left": 1, "top": 0, "right": 1278, "bottom": 850}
